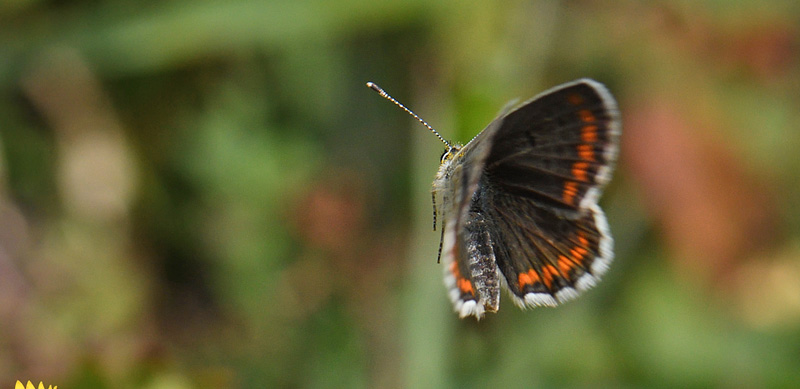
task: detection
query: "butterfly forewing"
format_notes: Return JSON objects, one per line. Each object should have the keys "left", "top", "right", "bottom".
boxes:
{"left": 485, "top": 80, "right": 620, "bottom": 219}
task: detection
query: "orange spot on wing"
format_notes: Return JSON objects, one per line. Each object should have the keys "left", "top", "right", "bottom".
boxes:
{"left": 564, "top": 237, "right": 592, "bottom": 273}
{"left": 541, "top": 265, "right": 559, "bottom": 289}
{"left": 577, "top": 232, "right": 589, "bottom": 246}
{"left": 563, "top": 181, "right": 579, "bottom": 205}
{"left": 458, "top": 277, "right": 475, "bottom": 295}
{"left": 581, "top": 125, "right": 598, "bottom": 143}
{"left": 577, "top": 144, "right": 595, "bottom": 161}
{"left": 518, "top": 273, "right": 531, "bottom": 290}
{"left": 517, "top": 269, "right": 539, "bottom": 290}
{"left": 570, "top": 242, "right": 590, "bottom": 259}
{"left": 579, "top": 109, "right": 596, "bottom": 123}
{"left": 571, "top": 161, "right": 589, "bottom": 182}
{"left": 568, "top": 93, "right": 585, "bottom": 105}
{"left": 531, "top": 269, "right": 541, "bottom": 284}
{"left": 450, "top": 260, "right": 475, "bottom": 295}
{"left": 518, "top": 269, "right": 541, "bottom": 290}
{"left": 569, "top": 248, "right": 580, "bottom": 259}
{"left": 558, "top": 255, "right": 574, "bottom": 274}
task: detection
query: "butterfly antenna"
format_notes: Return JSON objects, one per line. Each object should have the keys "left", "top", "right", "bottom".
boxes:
{"left": 366, "top": 82, "right": 451, "bottom": 148}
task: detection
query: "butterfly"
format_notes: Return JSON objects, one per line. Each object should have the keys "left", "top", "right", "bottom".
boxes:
{"left": 368, "top": 79, "right": 620, "bottom": 319}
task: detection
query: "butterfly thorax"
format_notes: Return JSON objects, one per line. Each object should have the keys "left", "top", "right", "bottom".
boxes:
{"left": 433, "top": 144, "right": 464, "bottom": 225}
{"left": 433, "top": 144, "right": 461, "bottom": 215}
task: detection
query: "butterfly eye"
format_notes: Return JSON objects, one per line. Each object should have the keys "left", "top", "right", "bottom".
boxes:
{"left": 440, "top": 148, "right": 450, "bottom": 163}
{"left": 440, "top": 146, "right": 461, "bottom": 163}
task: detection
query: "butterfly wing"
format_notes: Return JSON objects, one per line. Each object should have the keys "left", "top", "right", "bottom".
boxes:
{"left": 480, "top": 78, "right": 621, "bottom": 307}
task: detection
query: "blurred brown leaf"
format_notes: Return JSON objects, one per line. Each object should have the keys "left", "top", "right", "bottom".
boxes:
{"left": 623, "top": 95, "right": 778, "bottom": 285}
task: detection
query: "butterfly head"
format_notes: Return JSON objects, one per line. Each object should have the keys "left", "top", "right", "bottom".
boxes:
{"left": 440, "top": 144, "right": 462, "bottom": 164}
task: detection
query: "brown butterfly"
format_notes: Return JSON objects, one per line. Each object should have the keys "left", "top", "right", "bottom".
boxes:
{"left": 368, "top": 79, "right": 620, "bottom": 319}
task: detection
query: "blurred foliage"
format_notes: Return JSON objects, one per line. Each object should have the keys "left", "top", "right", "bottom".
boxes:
{"left": 1, "top": 0, "right": 799, "bottom": 387}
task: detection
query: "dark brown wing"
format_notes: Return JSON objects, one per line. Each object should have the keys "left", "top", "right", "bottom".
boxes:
{"left": 480, "top": 79, "right": 620, "bottom": 306}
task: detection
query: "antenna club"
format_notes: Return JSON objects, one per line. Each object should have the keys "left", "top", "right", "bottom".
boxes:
{"left": 366, "top": 82, "right": 385, "bottom": 95}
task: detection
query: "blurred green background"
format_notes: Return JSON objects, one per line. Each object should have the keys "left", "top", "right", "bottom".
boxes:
{"left": 1, "top": 0, "right": 800, "bottom": 387}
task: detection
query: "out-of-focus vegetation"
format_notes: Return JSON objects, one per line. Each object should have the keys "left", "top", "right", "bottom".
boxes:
{"left": 1, "top": 0, "right": 799, "bottom": 387}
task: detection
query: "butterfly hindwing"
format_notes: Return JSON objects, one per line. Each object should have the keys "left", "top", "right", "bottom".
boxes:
{"left": 482, "top": 187, "right": 613, "bottom": 306}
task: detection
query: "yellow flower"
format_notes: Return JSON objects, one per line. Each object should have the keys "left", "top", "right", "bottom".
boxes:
{"left": 14, "top": 381, "right": 57, "bottom": 389}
